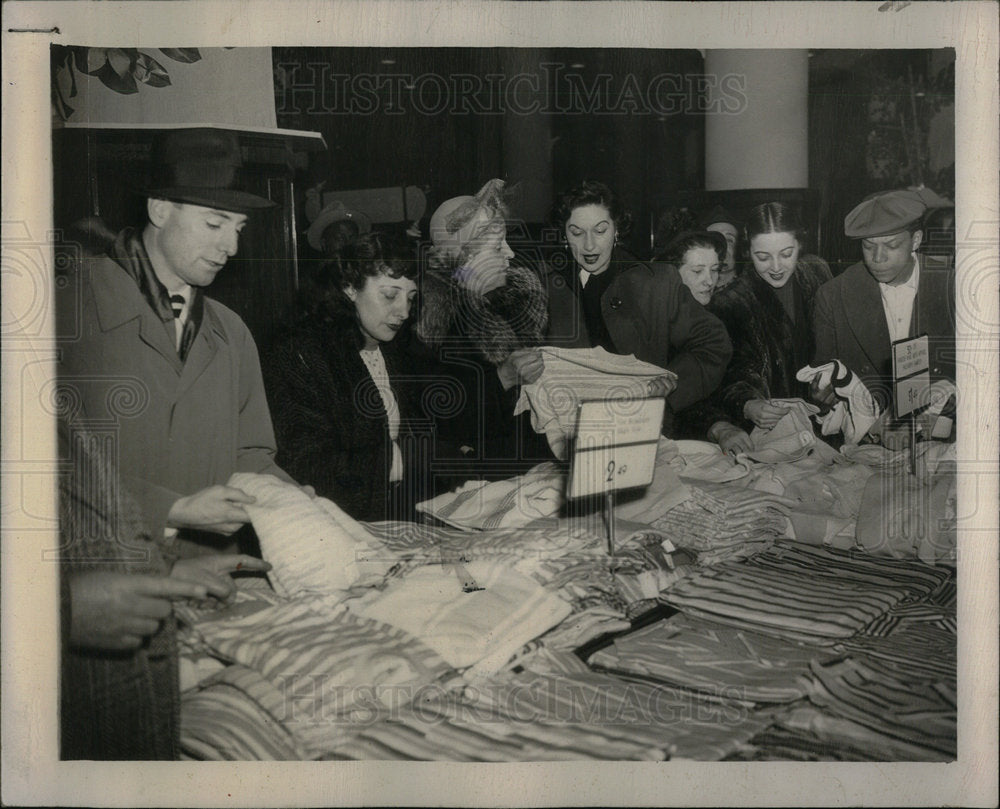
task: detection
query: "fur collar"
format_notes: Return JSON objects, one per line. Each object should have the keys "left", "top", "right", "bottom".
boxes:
{"left": 416, "top": 262, "right": 548, "bottom": 366}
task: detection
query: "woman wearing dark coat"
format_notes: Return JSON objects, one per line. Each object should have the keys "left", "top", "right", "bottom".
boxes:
{"left": 263, "top": 233, "right": 428, "bottom": 521}
{"left": 544, "top": 180, "right": 733, "bottom": 438}
{"left": 702, "top": 202, "right": 833, "bottom": 453}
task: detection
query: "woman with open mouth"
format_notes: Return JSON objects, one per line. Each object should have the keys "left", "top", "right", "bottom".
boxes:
{"left": 544, "top": 179, "right": 732, "bottom": 439}
{"left": 701, "top": 201, "right": 833, "bottom": 455}
{"left": 263, "top": 231, "right": 428, "bottom": 521}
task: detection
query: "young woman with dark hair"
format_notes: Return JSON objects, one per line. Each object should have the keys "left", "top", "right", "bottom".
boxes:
{"left": 703, "top": 201, "right": 833, "bottom": 453}
{"left": 545, "top": 180, "right": 732, "bottom": 437}
{"left": 263, "top": 232, "right": 428, "bottom": 521}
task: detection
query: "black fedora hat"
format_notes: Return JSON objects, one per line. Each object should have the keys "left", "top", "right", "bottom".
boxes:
{"left": 146, "top": 127, "right": 275, "bottom": 214}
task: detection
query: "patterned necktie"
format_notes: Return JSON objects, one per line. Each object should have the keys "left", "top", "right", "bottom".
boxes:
{"left": 170, "top": 294, "right": 185, "bottom": 319}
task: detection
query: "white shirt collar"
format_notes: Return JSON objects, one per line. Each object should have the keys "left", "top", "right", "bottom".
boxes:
{"left": 878, "top": 253, "right": 920, "bottom": 293}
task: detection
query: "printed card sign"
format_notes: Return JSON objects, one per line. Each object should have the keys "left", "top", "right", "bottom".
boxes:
{"left": 892, "top": 334, "right": 930, "bottom": 419}
{"left": 566, "top": 397, "right": 664, "bottom": 500}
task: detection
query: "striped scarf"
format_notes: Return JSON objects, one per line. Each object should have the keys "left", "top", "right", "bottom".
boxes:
{"left": 108, "top": 228, "right": 204, "bottom": 361}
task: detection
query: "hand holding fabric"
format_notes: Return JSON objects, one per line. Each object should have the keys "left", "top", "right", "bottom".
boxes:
{"left": 171, "top": 553, "right": 272, "bottom": 602}
{"left": 498, "top": 347, "right": 544, "bottom": 390}
{"left": 68, "top": 571, "right": 207, "bottom": 651}
{"left": 709, "top": 421, "right": 754, "bottom": 454}
{"left": 167, "top": 484, "right": 255, "bottom": 535}
{"left": 797, "top": 361, "right": 880, "bottom": 444}
{"left": 743, "top": 398, "right": 793, "bottom": 429}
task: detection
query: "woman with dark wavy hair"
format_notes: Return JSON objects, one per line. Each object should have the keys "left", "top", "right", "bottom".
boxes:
{"left": 545, "top": 180, "right": 732, "bottom": 437}
{"left": 703, "top": 201, "right": 833, "bottom": 453}
{"left": 263, "top": 232, "right": 427, "bottom": 521}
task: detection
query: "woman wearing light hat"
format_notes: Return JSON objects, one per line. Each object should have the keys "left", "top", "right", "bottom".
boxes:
{"left": 413, "top": 178, "right": 553, "bottom": 477}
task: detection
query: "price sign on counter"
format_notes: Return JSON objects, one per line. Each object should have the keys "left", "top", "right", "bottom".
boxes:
{"left": 892, "top": 334, "right": 930, "bottom": 419}
{"left": 566, "top": 397, "right": 665, "bottom": 500}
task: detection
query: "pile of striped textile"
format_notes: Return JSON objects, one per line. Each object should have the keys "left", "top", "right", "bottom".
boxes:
{"left": 650, "top": 482, "right": 791, "bottom": 564}
{"left": 588, "top": 613, "right": 835, "bottom": 703}
{"left": 325, "top": 668, "right": 777, "bottom": 762}
{"left": 660, "top": 541, "right": 949, "bottom": 645}
{"left": 645, "top": 541, "right": 957, "bottom": 761}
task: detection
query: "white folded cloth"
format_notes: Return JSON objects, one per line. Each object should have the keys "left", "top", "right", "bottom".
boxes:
{"left": 515, "top": 346, "right": 675, "bottom": 460}
{"left": 352, "top": 559, "right": 572, "bottom": 678}
{"left": 228, "top": 472, "right": 393, "bottom": 597}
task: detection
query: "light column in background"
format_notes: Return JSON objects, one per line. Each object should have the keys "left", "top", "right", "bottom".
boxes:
{"left": 704, "top": 49, "right": 809, "bottom": 190}
{"left": 501, "top": 50, "right": 554, "bottom": 223}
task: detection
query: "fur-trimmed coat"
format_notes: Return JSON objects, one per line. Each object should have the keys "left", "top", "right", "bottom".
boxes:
{"left": 411, "top": 263, "right": 554, "bottom": 478}
{"left": 263, "top": 316, "right": 434, "bottom": 521}
{"left": 698, "top": 254, "right": 833, "bottom": 433}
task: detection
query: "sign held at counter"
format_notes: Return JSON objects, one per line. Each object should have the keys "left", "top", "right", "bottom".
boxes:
{"left": 892, "top": 333, "right": 930, "bottom": 420}
{"left": 566, "top": 396, "right": 665, "bottom": 500}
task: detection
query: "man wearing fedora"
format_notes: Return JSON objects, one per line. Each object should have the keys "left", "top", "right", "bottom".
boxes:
{"left": 811, "top": 188, "right": 956, "bottom": 438}
{"left": 56, "top": 127, "right": 304, "bottom": 758}
{"left": 58, "top": 128, "right": 299, "bottom": 551}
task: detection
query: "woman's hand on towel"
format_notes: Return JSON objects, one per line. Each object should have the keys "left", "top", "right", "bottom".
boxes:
{"left": 167, "top": 485, "right": 256, "bottom": 535}
{"left": 68, "top": 571, "right": 208, "bottom": 651}
{"left": 709, "top": 421, "right": 754, "bottom": 455}
{"left": 498, "top": 347, "right": 544, "bottom": 390}
{"left": 743, "top": 398, "right": 793, "bottom": 429}
{"left": 171, "top": 554, "right": 272, "bottom": 602}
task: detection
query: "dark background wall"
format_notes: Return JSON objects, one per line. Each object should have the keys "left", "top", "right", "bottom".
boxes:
{"left": 53, "top": 47, "right": 954, "bottom": 349}
{"left": 272, "top": 47, "right": 706, "bottom": 258}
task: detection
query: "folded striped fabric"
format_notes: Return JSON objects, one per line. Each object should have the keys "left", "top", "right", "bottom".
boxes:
{"left": 180, "top": 665, "right": 312, "bottom": 761}
{"left": 228, "top": 472, "right": 394, "bottom": 595}
{"left": 806, "top": 656, "right": 956, "bottom": 759}
{"left": 589, "top": 614, "right": 836, "bottom": 703}
{"left": 180, "top": 593, "right": 462, "bottom": 758}
{"left": 839, "top": 621, "right": 956, "bottom": 683}
{"left": 660, "top": 542, "right": 949, "bottom": 645}
{"left": 650, "top": 482, "right": 789, "bottom": 562}
{"left": 862, "top": 595, "right": 958, "bottom": 637}
{"left": 329, "top": 669, "right": 774, "bottom": 761}
{"left": 758, "top": 703, "right": 950, "bottom": 761}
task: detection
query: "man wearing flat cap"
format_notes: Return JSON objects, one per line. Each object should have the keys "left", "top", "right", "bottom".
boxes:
{"left": 58, "top": 127, "right": 301, "bottom": 553}
{"left": 811, "top": 188, "right": 956, "bottom": 428}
